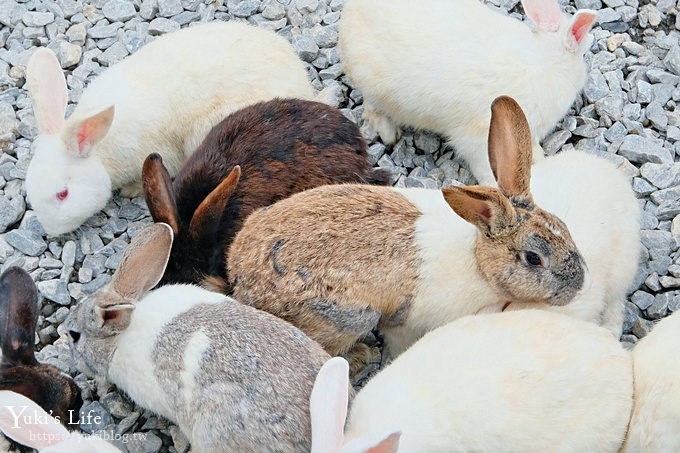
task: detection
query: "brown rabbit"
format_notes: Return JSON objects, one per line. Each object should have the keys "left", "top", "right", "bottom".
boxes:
{"left": 227, "top": 96, "right": 588, "bottom": 368}
{"left": 143, "top": 98, "right": 388, "bottom": 287}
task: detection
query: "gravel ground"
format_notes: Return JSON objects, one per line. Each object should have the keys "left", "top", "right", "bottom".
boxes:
{"left": 0, "top": 0, "right": 679, "bottom": 451}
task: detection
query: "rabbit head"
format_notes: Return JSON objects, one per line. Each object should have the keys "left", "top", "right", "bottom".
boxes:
{"left": 311, "top": 357, "right": 400, "bottom": 453}
{"left": 0, "top": 267, "right": 82, "bottom": 423}
{"left": 65, "top": 223, "right": 172, "bottom": 383}
{"left": 0, "top": 390, "right": 120, "bottom": 452}
{"left": 142, "top": 153, "right": 241, "bottom": 285}
{"left": 25, "top": 48, "right": 113, "bottom": 236}
{"left": 444, "top": 96, "right": 589, "bottom": 307}
{"left": 521, "top": 0, "right": 597, "bottom": 54}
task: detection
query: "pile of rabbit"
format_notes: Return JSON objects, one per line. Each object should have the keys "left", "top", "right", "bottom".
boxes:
{"left": 3, "top": 0, "right": 661, "bottom": 450}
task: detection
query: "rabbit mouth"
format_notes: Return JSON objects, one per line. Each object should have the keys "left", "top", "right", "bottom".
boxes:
{"left": 501, "top": 302, "right": 511, "bottom": 311}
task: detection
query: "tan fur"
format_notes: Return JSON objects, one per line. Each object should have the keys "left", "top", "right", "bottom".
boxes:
{"left": 228, "top": 184, "right": 420, "bottom": 356}
{"left": 488, "top": 96, "right": 533, "bottom": 199}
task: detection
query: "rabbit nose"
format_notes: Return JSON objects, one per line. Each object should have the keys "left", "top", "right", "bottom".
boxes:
{"left": 68, "top": 330, "right": 81, "bottom": 343}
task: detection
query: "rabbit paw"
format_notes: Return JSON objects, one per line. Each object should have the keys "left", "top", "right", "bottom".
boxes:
{"left": 363, "top": 104, "right": 401, "bottom": 144}
{"left": 345, "top": 342, "right": 381, "bottom": 378}
{"left": 119, "top": 180, "right": 144, "bottom": 198}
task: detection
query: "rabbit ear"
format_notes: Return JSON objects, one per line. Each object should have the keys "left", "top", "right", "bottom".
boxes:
{"left": 487, "top": 96, "right": 533, "bottom": 202}
{"left": 564, "top": 10, "right": 597, "bottom": 52}
{"left": 26, "top": 48, "right": 67, "bottom": 135}
{"left": 111, "top": 223, "right": 174, "bottom": 300}
{"left": 0, "top": 267, "right": 39, "bottom": 367}
{"left": 0, "top": 390, "right": 68, "bottom": 450}
{"left": 442, "top": 185, "right": 516, "bottom": 237}
{"left": 142, "top": 153, "right": 181, "bottom": 234}
{"left": 188, "top": 165, "right": 241, "bottom": 240}
{"left": 310, "top": 357, "right": 350, "bottom": 453}
{"left": 63, "top": 105, "right": 115, "bottom": 158}
{"left": 521, "top": 0, "right": 563, "bottom": 32}
{"left": 366, "top": 432, "right": 401, "bottom": 453}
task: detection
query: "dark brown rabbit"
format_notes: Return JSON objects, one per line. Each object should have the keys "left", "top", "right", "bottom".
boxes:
{"left": 0, "top": 267, "right": 82, "bottom": 445}
{"left": 143, "top": 98, "right": 389, "bottom": 287}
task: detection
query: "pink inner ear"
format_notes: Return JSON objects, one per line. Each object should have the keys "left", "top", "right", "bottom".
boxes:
{"left": 77, "top": 122, "right": 91, "bottom": 151}
{"left": 522, "top": 0, "right": 562, "bottom": 32}
{"left": 571, "top": 12, "right": 596, "bottom": 44}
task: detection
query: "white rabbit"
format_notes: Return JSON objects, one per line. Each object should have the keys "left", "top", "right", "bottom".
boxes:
{"left": 0, "top": 390, "right": 120, "bottom": 452}
{"left": 487, "top": 151, "right": 641, "bottom": 337}
{"left": 25, "top": 21, "right": 314, "bottom": 236}
{"left": 339, "top": 0, "right": 597, "bottom": 185}
{"left": 312, "top": 310, "right": 633, "bottom": 453}
{"left": 622, "top": 310, "right": 680, "bottom": 452}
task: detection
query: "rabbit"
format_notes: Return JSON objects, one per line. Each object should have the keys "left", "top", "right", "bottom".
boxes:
{"left": 64, "top": 222, "right": 335, "bottom": 452}
{"left": 142, "top": 98, "right": 389, "bottom": 287}
{"left": 0, "top": 390, "right": 120, "bottom": 453}
{"left": 25, "top": 21, "right": 316, "bottom": 236}
{"left": 491, "top": 151, "right": 641, "bottom": 337}
{"left": 0, "top": 266, "right": 82, "bottom": 425}
{"left": 310, "top": 357, "right": 400, "bottom": 453}
{"left": 312, "top": 310, "right": 633, "bottom": 453}
{"left": 622, "top": 309, "right": 680, "bottom": 452}
{"left": 227, "top": 96, "right": 589, "bottom": 365}
{"left": 338, "top": 0, "right": 597, "bottom": 186}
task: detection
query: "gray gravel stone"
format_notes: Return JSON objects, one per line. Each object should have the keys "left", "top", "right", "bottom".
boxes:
{"left": 4, "top": 230, "right": 47, "bottom": 256}
{"left": 102, "top": 0, "right": 137, "bottom": 22}
{"left": 618, "top": 135, "right": 673, "bottom": 164}
{"left": 37, "top": 279, "right": 71, "bottom": 305}
{"left": 640, "top": 162, "right": 680, "bottom": 189}
{"left": 97, "top": 41, "right": 129, "bottom": 66}
{"left": 631, "top": 290, "right": 654, "bottom": 310}
{"left": 157, "top": 0, "right": 183, "bottom": 17}
{"left": 148, "top": 17, "right": 180, "bottom": 34}
{"left": 79, "top": 401, "right": 115, "bottom": 434}
{"left": 22, "top": 11, "right": 55, "bottom": 26}
{"left": 292, "top": 34, "right": 319, "bottom": 62}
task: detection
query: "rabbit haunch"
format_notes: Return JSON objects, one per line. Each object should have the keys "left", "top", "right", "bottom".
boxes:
{"left": 339, "top": 0, "right": 597, "bottom": 185}
{"left": 65, "top": 223, "right": 331, "bottom": 452}
{"left": 142, "top": 98, "right": 389, "bottom": 287}
{"left": 25, "top": 21, "right": 314, "bottom": 236}
{"left": 228, "top": 97, "right": 588, "bottom": 360}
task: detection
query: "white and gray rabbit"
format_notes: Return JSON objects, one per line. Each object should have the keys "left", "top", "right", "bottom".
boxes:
{"left": 25, "top": 21, "right": 315, "bottom": 236}
{"left": 228, "top": 96, "right": 589, "bottom": 364}
{"left": 64, "top": 223, "right": 333, "bottom": 452}
{"left": 0, "top": 390, "right": 120, "bottom": 452}
{"left": 339, "top": 0, "right": 597, "bottom": 185}
{"left": 312, "top": 310, "right": 633, "bottom": 452}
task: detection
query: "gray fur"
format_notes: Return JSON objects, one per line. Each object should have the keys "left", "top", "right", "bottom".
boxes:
{"left": 64, "top": 223, "right": 333, "bottom": 452}
{"left": 309, "top": 299, "right": 381, "bottom": 335}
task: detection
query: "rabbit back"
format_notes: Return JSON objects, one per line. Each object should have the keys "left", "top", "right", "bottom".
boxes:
{"left": 76, "top": 22, "right": 314, "bottom": 186}
{"left": 346, "top": 310, "right": 633, "bottom": 452}
{"left": 623, "top": 311, "right": 680, "bottom": 452}
{"left": 156, "top": 99, "right": 388, "bottom": 285}
{"left": 339, "top": 0, "right": 592, "bottom": 184}
{"left": 108, "top": 285, "right": 330, "bottom": 452}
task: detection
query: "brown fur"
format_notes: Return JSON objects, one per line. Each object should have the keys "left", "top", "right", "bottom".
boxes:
{"left": 143, "top": 99, "right": 389, "bottom": 286}
{"left": 228, "top": 184, "right": 420, "bottom": 356}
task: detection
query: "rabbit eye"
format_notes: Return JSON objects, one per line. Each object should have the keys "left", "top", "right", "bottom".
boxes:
{"left": 56, "top": 189, "right": 68, "bottom": 201}
{"left": 68, "top": 330, "right": 81, "bottom": 343}
{"left": 521, "top": 251, "right": 544, "bottom": 267}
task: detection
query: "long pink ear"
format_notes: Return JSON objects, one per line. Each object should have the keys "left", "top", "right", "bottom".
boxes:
{"left": 565, "top": 10, "right": 597, "bottom": 52}
{"left": 367, "top": 432, "right": 401, "bottom": 453}
{"left": 521, "top": 0, "right": 563, "bottom": 32}
{"left": 0, "top": 390, "right": 69, "bottom": 450}
{"left": 26, "top": 48, "right": 68, "bottom": 135}
{"left": 310, "top": 357, "right": 349, "bottom": 453}
{"left": 63, "top": 105, "right": 115, "bottom": 157}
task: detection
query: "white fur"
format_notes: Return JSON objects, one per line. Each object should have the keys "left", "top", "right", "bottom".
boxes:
{"left": 180, "top": 329, "right": 211, "bottom": 408}
{"left": 622, "top": 311, "right": 680, "bottom": 452}
{"left": 26, "top": 22, "right": 314, "bottom": 235}
{"left": 504, "top": 151, "right": 641, "bottom": 337}
{"left": 385, "top": 188, "right": 498, "bottom": 356}
{"left": 339, "top": 0, "right": 595, "bottom": 185}
{"left": 344, "top": 311, "right": 633, "bottom": 452}
{"left": 108, "top": 285, "right": 227, "bottom": 422}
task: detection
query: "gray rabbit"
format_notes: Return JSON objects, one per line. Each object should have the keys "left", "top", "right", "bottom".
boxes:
{"left": 65, "top": 223, "right": 331, "bottom": 452}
